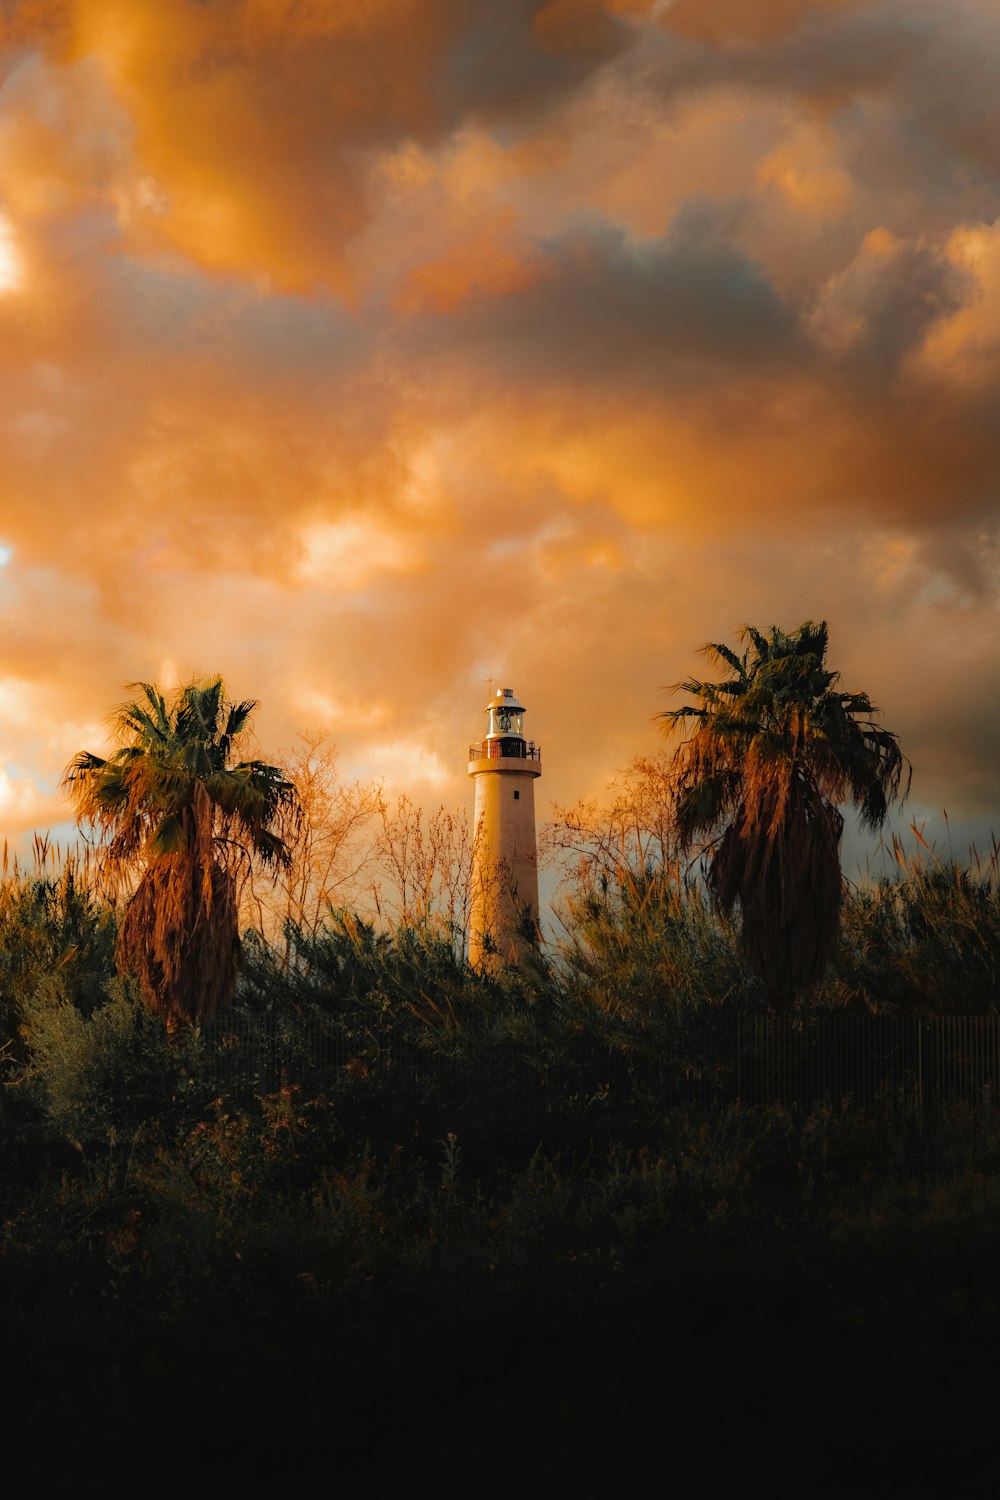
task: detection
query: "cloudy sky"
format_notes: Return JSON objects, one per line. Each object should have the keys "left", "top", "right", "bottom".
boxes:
{"left": 1, "top": 0, "right": 998, "bottom": 873}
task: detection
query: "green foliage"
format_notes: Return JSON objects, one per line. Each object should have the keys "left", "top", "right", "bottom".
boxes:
{"left": 64, "top": 678, "right": 296, "bottom": 872}
{"left": 6, "top": 875, "right": 1000, "bottom": 1483}
{"left": 830, "top": 846, "right": 1000, "bottom": 1014}
{"left": 242, "top": 909, "right": 553, "bottom": 1050}
{"left": 148, "top": 1086, "right": 346, "bottom": 1225}
{"left": 557, "top": 860, "right": 752, "bottom": 1019}
{"left": 0, "top": 862, "right": 116, "bottom": 1050}
{"left": 19, "top": 977, "right": 178, "bottom": 1141}
{"left": 1, "top": 803, "right": 998, "bottom": 1476}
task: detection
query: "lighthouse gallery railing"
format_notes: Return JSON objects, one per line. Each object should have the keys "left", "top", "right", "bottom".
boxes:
{"left": 469, "top": 740, "right": 542, "bottom": 762}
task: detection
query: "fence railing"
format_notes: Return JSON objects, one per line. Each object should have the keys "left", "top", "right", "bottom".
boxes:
{"left": 194, "top": 1012, "right": 1000, "bottom": 1114}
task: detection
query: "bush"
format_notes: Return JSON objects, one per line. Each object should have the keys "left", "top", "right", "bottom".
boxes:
{"left": 19, "top": 977, "right": 178, "bottom": 1142}
{"left": 0, "top": 862, "right": 116, "bottom": 1049}
{"left": 556, "top": 862, "right": 755, "bottom": 1017}
{"left": 830, "top": 853, "right": 1000, "bottom": 1014}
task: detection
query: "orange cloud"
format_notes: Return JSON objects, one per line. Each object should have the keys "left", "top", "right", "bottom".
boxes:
{"left": 0, "top": 0, "right": 998, "bottom": 868}
{"left": 393, "top": 224, "right": 549, "bottom": 316}
{"left": 534, "top": 0, "right": 626, "bottom": 53}
{"left": 659, "top": 0, "right": 869, "bottom": 45}
{"left": 0, "top": 0, "right": 635, "bottom": 296}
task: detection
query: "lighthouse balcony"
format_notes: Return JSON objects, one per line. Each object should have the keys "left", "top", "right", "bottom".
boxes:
{"left": 469, "top": 738, "right": 541, "bottom": 763}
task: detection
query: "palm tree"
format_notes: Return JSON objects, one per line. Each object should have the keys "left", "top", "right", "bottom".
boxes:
{"left": 659, "top": 621, "right": 909, "bottom": 1009}
{"left": 64, "top": 678, "right": 297, "bottom": 1028}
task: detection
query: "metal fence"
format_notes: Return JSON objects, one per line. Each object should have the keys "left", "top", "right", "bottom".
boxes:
{"left": 194, "top": 1011, "right": 1000, "bottom": 1115}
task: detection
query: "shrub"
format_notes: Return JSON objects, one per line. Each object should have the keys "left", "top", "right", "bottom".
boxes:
{"left": 0, "top": 862, "right": 116, "bottom": 1048}
{"left": 20, "top": 977, "right": 178, "bottom": 1142}
{"left": 830, "top": 851, "right": 1000, "bottom": 1014}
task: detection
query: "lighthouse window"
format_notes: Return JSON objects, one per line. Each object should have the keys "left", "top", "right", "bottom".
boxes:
{"left": 513, "top": 790, "right": 520, "bottom": 800}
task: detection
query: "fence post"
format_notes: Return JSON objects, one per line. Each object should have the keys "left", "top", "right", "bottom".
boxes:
{"left": 917, "top": 1019, "right": 923, "bottom": 1117}
{"left": 736, "top": 1010, "right": 742, "bottom": 1104}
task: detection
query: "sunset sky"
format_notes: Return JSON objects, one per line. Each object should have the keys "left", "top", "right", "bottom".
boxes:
{"left": 1, "top": 0, "right": 999, "bottom": 879}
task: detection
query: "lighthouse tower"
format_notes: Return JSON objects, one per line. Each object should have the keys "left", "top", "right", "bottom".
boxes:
{"left": 467, "top": 687, "right": 542, "bottom": 968}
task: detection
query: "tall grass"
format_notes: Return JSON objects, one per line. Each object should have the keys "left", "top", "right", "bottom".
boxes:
{"left": 551, "top": 832, "right": 1000, "bottom": 1017}
{"left": 554, "top": 858, "right": 752, "bottom": 1019}
{"left": 830, "top": 835, "right": 1000, "bottom": 1013}
{"left": 0, "top": 837, "right": 116, "bottom": 1057}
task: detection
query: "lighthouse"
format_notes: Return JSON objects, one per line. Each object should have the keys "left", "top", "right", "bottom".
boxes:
{"left": 467, "top": 687, "right": 542, "bottom": 968}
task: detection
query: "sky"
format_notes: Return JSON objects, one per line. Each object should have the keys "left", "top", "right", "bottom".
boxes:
{"left": 0, "top": 0, "right": 999, "bottom": 880}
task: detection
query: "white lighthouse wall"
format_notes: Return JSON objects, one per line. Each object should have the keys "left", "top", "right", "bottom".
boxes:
{"left": 469, "top": 762, "right": 540, "bottom": 967}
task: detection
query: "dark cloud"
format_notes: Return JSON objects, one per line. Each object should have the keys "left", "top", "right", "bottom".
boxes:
{"left": 658, "top": 0, "right": 870, "bottom": 46}
{"left": 641, "top": 2, "right": 928, "bottom": 107}
{"left": 808, "top": 230, "right": 973, "bottom": 382}
{"left": 402, "top": 220, "right": 802, "bottom": 388}
{"left": 440, "top": 0, "right": 632, "bottom": 124}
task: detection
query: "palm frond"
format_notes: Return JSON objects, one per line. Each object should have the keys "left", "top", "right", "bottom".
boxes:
{"left": 738, "top": 624, "right": 769, "bottom": 661}
{"left": 146, "top": 814, "right": 187, "bottom": 859}
{"left": 117, "top": 683, "right": 172, "bottom": 747}
{"left": 701, "top": 641, "right": 748, "bottom": 680}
